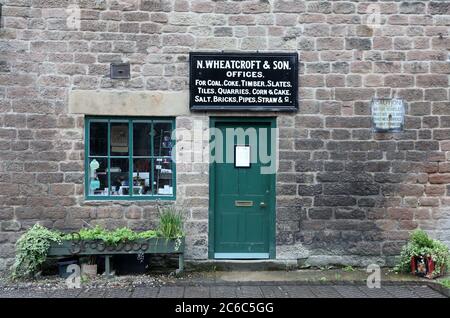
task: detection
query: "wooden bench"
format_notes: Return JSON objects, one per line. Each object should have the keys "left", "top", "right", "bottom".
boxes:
{"left": 48, "top": 237, "right": 185, "bottom": 277}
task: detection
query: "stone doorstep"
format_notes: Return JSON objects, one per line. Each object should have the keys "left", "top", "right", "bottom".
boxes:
{"left": 175, "top": 265, "right": 450, "bottom": 288}
{"left": 186, "top": 259, "right": 299, "bottom": 272}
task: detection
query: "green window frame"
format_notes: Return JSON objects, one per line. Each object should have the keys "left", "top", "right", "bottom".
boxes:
{"left": 84, "top": 117, "right": 176, "bottom": 201}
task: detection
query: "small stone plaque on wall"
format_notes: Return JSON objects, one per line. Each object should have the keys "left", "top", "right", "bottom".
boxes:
{"left": 190, "top": 52, "right": 298, "bottom": 111}
{"left": 371, "top": 98, "right": 405, "bottom": 132}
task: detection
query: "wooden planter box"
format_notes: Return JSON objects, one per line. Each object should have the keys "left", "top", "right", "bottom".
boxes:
{"left": 410, "top": 255, "right": 445, "bottom": 279}
{"left": 48, "top": 237, "right": 185, "bottom": 276}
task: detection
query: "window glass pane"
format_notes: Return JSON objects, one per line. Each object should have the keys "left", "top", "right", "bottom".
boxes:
{"left": 133, "top": 122, "right": 151, "bottom": 157}
{"left": 154, "top": 158, "right": 173, "bottom": 196}
{"left": 89, "top": 122, "right": 108, "bottom": 156}
{"left": 133, "top": 159, "right": 151, "bottom": 195}
{"left": 110, "top": 158, "right": 129, "bottom": 196}
{"left": 110, "top": 122, "right": 129, "bottom": 156}
{"left": 153, "top": 122, "right": 173, "bottom": 157}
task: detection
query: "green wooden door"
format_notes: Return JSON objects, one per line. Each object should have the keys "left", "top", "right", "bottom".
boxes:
{"left": 212, "top": 120, "right": 275, "bottom": 259}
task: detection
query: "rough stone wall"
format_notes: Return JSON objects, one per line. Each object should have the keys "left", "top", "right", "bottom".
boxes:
{"left": 0, "top": 0, "right": 449, "bottom": 269}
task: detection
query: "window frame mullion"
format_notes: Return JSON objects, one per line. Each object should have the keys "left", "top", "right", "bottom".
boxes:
{"left": 107, "top": 120, "right": 111, "bottom": 197}
{"left": 129, "top": 119, "right": 133, "bottom": 198}
{"left": 150, "top": 120, "right": 155, "bottom": 196}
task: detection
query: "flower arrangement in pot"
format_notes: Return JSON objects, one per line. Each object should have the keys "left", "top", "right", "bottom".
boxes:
{"left": 395, "top": 229, "right": 450, "bottom": 279}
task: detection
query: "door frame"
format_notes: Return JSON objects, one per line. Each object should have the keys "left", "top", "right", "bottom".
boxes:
{"left": 208, "top": 117, "right": 277, "bottom": 259}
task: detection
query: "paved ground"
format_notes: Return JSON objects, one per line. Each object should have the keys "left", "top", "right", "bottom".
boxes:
{"left": 0, "top": 283, "right": 446, "bottom": 298}
{"left": 1, "top": 270, "right": 448, "bottom": 298}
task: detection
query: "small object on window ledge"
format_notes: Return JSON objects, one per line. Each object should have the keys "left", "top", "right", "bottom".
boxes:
{"left": 158, "top": 186, "right": 173, "bottom": 195}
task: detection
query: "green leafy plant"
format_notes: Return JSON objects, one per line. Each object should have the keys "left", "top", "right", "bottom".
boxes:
{"left": 342, "top": 265, "right": 355, "bottom": 272}
{"left": 394, "top": 229, "right": 450, "bottom": 277}
{"left": 12, "top": 215, "right": 182, "bottom": 279}
{"left": 11, "top": 224, "right": 62, "bottom": 279}
{"left": 79, "top": 225, "right": 106, "bottom": 240}
{"left": 439, "top": 278, "right": 450, "bottom": 289}
{"left": 64, "top": 226, "right": 159, "bottom": 244}
{"left": 138, "top": 230, "right": 158, "bottom": 239}
{"left": 157, "top": 207, "right": 184, "bottom": 239}
{"left": 100, "top": 227, "right": 140, "bottom": 245}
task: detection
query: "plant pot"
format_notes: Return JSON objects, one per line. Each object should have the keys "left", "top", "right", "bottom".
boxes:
{"left": 410, "top": 255, "right": 445, "bottom": 279}
{"left": 48, "top": 237, "right": 185, "bottom": 255}
{"left": 81, "top": 264, "right": 97, "bottom": 278}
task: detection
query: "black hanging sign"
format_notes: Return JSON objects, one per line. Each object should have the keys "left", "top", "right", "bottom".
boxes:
{"left": 190, "top": 52, "right": 298, "bottom": 111}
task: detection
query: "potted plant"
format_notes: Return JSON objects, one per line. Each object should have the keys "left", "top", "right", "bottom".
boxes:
{"left": 395, "top": 229, "right": 450, "bottom": 279}
{"left": 157, "top": 206, "right": 185, "bottom": 249}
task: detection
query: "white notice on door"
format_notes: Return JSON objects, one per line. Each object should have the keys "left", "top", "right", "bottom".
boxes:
{"left": 235, "top": 145, "right": 251, "bottom": 168}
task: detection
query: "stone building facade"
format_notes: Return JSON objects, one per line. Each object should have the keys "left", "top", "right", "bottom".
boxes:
{"left": 0, "top": 0, "right": 449, "bottom": 270}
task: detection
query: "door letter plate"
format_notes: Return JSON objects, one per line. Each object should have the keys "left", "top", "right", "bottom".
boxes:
{"left": 235, "top": 200, "right": 253, "bottom": 207}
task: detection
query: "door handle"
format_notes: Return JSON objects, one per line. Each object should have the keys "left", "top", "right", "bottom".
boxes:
{"left": 260, "top": 202, "right": 267, "bottom": 208}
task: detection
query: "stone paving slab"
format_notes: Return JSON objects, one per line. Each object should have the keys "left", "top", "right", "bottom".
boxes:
{"left": 281, "top": 285, "right": 316, "bottom": 298}
{"left": 333, "top": 285, "right": 367, "bottom": 298}
{"left": 236, "top": 286, "right": 263, "bottom": 298}
{"left": 184, "top": 286, "right": 210, "bottom": 298}
{"left": 356, "top": 286, "right": 389, "bottom": 298}
{"left": 310, "top": 286, "right": 343, "bottom": 298}
{"left": 0, "top": 284, "right": 446, "bottom": 298}
{"left": 132, "top": 286, "right": 159, "bottom": 298}
{"left": 260, "top": 285, "right": 289, "bottom": 298}
{"left": 210, "top": 286, "right": 237, "bottom": 298}
{"left": 158, "top": 286, "right": 185, "bottom": 298}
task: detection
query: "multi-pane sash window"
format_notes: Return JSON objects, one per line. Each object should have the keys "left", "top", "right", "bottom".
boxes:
{"left": 85, "top": 117, "right": 175, "bottom": 200}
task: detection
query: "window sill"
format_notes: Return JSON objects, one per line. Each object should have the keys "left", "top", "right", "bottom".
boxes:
{"left": 84, "top": 196, "right": 176, "bottom": 202}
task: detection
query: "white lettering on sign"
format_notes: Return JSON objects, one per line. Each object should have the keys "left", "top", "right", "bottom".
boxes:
{"left": 196, "top": 59, "right": 292, "bottom": 71}
{"left": 190, "top": 53, "right": 298, "bottom": 110}
{"left": 372, "top": 98, "right": 405, "bottom": 132}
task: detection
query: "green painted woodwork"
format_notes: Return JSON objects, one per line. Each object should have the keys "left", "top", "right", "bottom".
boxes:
{"left": 48, "top": 238, "right": 185, "bottom": 275}
{"left": 84, "top": 117, "right": 176, "bottom": 201}
{"left": 47, "top": 238, "right": 184, "bottom": 256}
{"left": 209, "top": 118, "right": 276, "bottom": 259}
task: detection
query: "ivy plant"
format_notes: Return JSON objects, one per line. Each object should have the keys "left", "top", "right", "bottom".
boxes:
{"left": 11, "top": 224, "right": 63, "bottom": 279}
